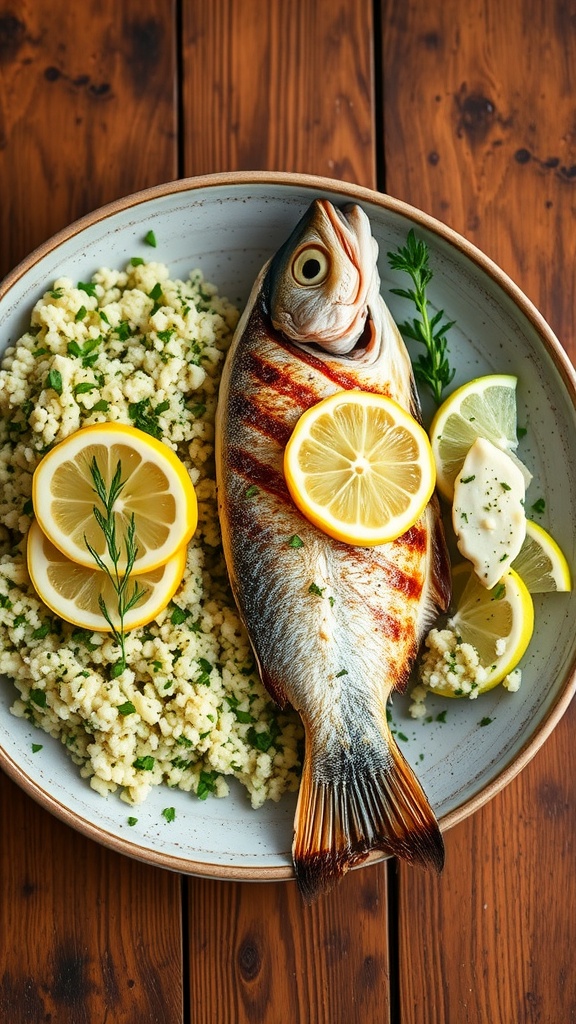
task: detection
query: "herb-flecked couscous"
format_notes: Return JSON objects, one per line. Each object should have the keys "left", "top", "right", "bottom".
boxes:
{"left": 0, "top": 260, "right": 303, "bottom": 806}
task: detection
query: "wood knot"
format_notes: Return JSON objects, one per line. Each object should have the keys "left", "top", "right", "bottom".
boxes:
{"left": 456, "top": 86, "right": 497, "bottom": 142}
{"left": 0, "top": 14, "right": 25, "bottom": 64}
{"left": 237, "top": 937, "right": 262, "bottom": 982}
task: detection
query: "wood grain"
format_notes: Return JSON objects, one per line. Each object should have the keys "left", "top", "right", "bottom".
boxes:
{"left": 381, "top": 1, "right": 576, "bottom": 1019}
{"left": 187, "top": 866, "right": 389, "bottom": 1024}
{"left": 0, "top": 773, "right": 183, "bottom": 1024}
{"left": 0, "top": 3, "right": 184, "bottom": 1021}
{"left": 181, "top": 0, "right": 376, "bottom": 186}
{"left": 0, "top": 0, "right": 177, "bottom": 280}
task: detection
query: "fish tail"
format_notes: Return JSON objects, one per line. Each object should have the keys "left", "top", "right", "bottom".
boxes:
{"left": 293, "top": 730, "right": 444, "bottom": 902}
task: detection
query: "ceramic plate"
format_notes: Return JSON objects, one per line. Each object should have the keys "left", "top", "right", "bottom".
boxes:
{"left": 1, "top": 172, "right": 575, "bottom": 879}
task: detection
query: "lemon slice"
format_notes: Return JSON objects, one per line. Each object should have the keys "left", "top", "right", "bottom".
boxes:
{"left": 283, "top": 390, "right": 436, "bottom": 546}
{"left": 431, "top": 561, "right": 534, "bottom": 696}
{"left": 27, "top": 520, "right": 187, "bottom": 631}
{"left": 32, "top": 423, "right": 197, "bottom": 574}
{"left": 430, "top": 374, "right": 530, "bottom": 501}
{"left": 511, "top": 519, "right": 572, "bottom": 593}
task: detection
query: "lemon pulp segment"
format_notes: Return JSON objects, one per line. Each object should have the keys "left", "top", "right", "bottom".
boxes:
{"left": 429, "top": 374, "right": 527, "bottom": 501}
{"left": 27, "top": 520, "right": 187, "bottom": 631}
{"left": 449, "top": 562, "right": 534, "bottom": 691}
{"left": 32, "top": 423, "right": 197, "bottom": 574}
{"left": 511, "top": 519, "right": 572, "bottom": 593}
{"left": 284, "top": 391, "right": 436, "bottom": 546}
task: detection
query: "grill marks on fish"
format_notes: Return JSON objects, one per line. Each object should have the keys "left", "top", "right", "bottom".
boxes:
{"left": 216, "top": 200, "right": 450, "bottom": 900}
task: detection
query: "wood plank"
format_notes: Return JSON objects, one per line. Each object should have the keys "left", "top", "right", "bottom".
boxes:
{"left": 381, "top": 1, "right": 576, "bottom": 1019}
{"left": 0, "top": 3, "right": 183, "bottom": 1021}
{"left": 187, "top": 867, "right": 389, "bottom": 1024}
{"left": 182, "top": 0, "right": 376, "bottom": 186}
{"left": 181, "top": 2, "right": 389, "bottom": 1021}
{"left": 0, "top": 774, "right": 183, "bottom": 1024}
{"left": 0, "top": 0, "right": 177, "bottom": 280}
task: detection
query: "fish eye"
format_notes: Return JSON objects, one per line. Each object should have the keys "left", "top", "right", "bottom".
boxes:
{"left": 291, "top": 246, "right": 330, "bottom": 286}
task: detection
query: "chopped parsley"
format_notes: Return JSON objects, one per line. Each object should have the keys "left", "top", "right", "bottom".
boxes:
{"left": 117, "top": 701, "right": 136, "bottom": 716}
{"left": 287, "top": 535, "right": 304, "bottom": 548}
{"left": 144, "top": 229, "right": 157, "bottom": 247}
{"left": 45, "top": 369, "right": 63, "bottom": 395}
{"left": 75, "top": 305, "right": 87, "bottom": 322}
{"left": 461, "top": 475, "right": 476, "bottom": 484}
{"left": 162, "top": 807, "right": 176, "bottom": 823}
{"left": 480, "top": 717, "right": 494, "bottom": 726}
{"left": 31, "top": 743, "right": 43, "bottom": 753}
{"left": 127, "top": 817, "right": 138, "bottom": 826}
{"left": 436, "top": 709, "right": 448, "bottom": 723}
{"left": 335, "top": 669, "right": 349, "bottom": 678}
{"left": 78, "top": 281, "right": 98, "bottom": 297}
{"left": 245, "top": 485, "right": 259, "bottom": 498}
{"left": 491, "top": 583, "right": 506, "bottom": 601}
{"left": 308, "top": 582, "right": 325, "bottom": 597}
{"left": 197, "top": 770, "right": 219, "bottom": 800}
{"left": 531, "top": 498, "right": 546, "bottom": 515}
{"left": 133, "top": 755, "right": 155, "bottom": 771}
{"left": 29, "top": 689, "right": 47, "bottom": 708}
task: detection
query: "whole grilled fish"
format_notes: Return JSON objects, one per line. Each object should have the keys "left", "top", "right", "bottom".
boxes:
{"left": 215, "top": 199, "right": 451, "bottom": 900}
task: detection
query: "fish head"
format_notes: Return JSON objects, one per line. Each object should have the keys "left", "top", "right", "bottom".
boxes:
{"left": 265, "top": 200, "right": 380, "bottom": 356}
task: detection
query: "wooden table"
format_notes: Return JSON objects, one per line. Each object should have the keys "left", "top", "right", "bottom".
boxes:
{"left": 1, "top": 2, "right": 575, "bottom": 1021}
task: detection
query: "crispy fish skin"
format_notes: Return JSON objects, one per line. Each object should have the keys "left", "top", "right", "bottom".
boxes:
{"left": 216, "top": 200, "right": 451, "bottom": 900}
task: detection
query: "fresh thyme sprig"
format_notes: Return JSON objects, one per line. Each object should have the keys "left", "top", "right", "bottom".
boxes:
{"left": 84, "top": 457, "right": 146, "bottom": 676}
{"left": 387, "top": 229, "right": 456, "bottom": 405}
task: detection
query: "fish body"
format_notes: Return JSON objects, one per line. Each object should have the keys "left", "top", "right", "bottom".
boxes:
{"left": 215, "top": 200, "right": 451, "bottom": 899}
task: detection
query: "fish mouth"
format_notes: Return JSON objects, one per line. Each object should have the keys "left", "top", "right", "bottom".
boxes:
{"left": 288, "top": 308, "right": 380, "bottom": 363}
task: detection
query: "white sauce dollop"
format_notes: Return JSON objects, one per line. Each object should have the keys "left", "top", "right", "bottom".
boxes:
{"left": 452, "top": 436, "right": 526, "bottom": 589}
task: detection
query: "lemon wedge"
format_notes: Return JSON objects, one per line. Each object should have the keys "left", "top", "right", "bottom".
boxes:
{"left": 511, "top": 519, "right": 572, "bottom": 593}
{"left": 429, "top": 374, "right": 531, "bottom": 501}
{"left": 27, "top": 520, "right": 187, "bottom": 631}
{"left": 283, "top": 390, "right": 436, "bottom": 546}
{"left": 429, "top": 561, "right": 534, "bottom": 696}
{"left": 32, "top": 423, "right": 197, "bottom": 574}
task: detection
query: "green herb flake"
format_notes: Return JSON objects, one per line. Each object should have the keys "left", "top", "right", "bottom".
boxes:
{"left": 31, "top": 743, "right": 43, "bottom": 753}
{"left": 30, "top": 689, "right": 47, "bottom": 708}
{"left": 517, "top": 426, "right": 527, "bottom": 439}
{"left": 500, "top": 481, "right": 511, "bottom": 491}
{"left": 397, "top": 732, "right": 409, "bottom": 742}
{"left": 131, "top": 257, "right": 145, "bottom": 266}
{"left": 287, "top": 535, "right": 304, "bottom": 548}
{"left": 491, "top": 583, "right": 506, "bottom": 601}
{"left": 74, "top": 382, "right": 98, "bottom": 396}
{"left": 531, "top": 498, "right": 546, "bottom": 515}
{"left": 75, "top": 305, "right": 87, "bottom": 322}
{"left": 45, "top": 369, "right": 63, "bottom": 395}
{"left": 480, "top": 717, "right": 494, "bottom": 727}
{"left": 335, "top": 669, "right": 349, "bottom": 678}
{"left": 127, "top": 816, "right": 138, "bottom": 826}
{"left": 162, "top": 806, "right": 176, "bottom": 823}
{"left": 461, "top": 475, "right": 476, "bottom": 484}
{"left": 92, "top": 399, "right": 109, "bottom": 412}
{"left": 78, "top": 281, "right": 98, "bottom": 297}
{"left": 436, "top": 709, "right": 448, "bottom": 723}
{"left": 144, "top": 229, "right": 157, "bottom": 247}
{"left": 133, "top": 755, "right": 155, "bottom": 771}
{"left": 197, "top": 770, "right": 219, "bottom": 800}
{"left": 170, "top": 606, "right": 188, "bottom": 625}
{"left": 148, "top": 282, "right": 163, "bottom": 301}
{"left": 31, "top": 624, "right": 51, "bottom": 640}
{"left": 245, "top": 485, "right": 259, "bottom": 498}
{"left": 117, "top": 700, "right": 136, "bottom": 716}
{"left": 308, "top": 582, "right": 325, "bottom": 597}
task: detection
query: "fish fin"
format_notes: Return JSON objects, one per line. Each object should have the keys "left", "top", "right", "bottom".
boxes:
{"left": 292, "top": 728, "right": 444, "bottom": 902}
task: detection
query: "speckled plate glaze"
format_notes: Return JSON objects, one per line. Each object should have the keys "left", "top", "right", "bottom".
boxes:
{"left": 1, "top": 171, "right": 575, "bottom": 881}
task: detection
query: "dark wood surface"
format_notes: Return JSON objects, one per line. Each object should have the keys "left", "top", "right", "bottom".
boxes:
{"left": 1, "top": 2, "right": 574, "bottom": 1021}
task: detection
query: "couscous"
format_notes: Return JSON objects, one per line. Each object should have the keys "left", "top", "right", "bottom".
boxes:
{"left": 0, "top": 260, "right": 303, "bottom": 807}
